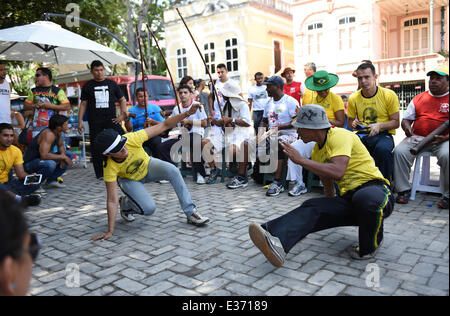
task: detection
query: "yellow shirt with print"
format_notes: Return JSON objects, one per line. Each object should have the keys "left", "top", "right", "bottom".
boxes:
{"left": 311, "top": 127, "right": 388, "bottom": 196}
{"left": 0, "top": 145, "right": 24, "bottom": 183}
{"left": 302, "top": 87, "right": 317, "bottom": 106}
{"left": 103, "top": 130, "right": 150, "bottom": 183}
{"left": 310, "top": 91, "right": 345, "bottom": 122}
{"left": 347, "top": 87, "right": 399, "bottom": 135}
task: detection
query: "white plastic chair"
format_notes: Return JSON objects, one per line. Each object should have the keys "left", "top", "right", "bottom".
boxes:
{"left": 410, "top": 151, "right": 441, "bottom": 200}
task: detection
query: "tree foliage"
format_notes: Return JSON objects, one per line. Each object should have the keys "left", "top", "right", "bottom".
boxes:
{"left": 1, "top": 0, "right": 175, "bottom": 93}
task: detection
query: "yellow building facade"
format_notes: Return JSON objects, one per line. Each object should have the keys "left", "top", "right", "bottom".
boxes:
{"left": 163, "top": 0, "right": 294, "bottom": 96}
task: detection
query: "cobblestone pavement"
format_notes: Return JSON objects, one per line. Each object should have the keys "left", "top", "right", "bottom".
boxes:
{"left": 26, "top": 163, "right": 448, "bottom": 296}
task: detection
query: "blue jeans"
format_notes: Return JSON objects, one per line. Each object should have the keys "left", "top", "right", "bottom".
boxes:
{"left": 361, "top": 132, "right": 394, "bottom": 181}
{"left": 253, "top": 110, "right": 264, "bottom": 136}
{"left": 0, "top": 179, "right": 40, "bottom": 196}
{"left": 117, "top": 158, "right": 196, "bottom": 216}
{"left": 24, "top": 151, "right": 74, "bottom": 184}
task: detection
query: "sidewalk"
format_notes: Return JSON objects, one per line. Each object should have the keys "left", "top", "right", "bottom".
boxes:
{"left": 26, "top": 163, "right": 448, "bottom": 296}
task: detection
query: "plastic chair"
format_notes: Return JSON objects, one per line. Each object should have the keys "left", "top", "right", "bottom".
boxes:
{"left": 410, "top": 151, "right": 441, "bottom": 200}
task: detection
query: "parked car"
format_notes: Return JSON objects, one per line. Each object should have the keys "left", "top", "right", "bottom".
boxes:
{"left": 58, "top": 74, "right": 176, "bottom": 113}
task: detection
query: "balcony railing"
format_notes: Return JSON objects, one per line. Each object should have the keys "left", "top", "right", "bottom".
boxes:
{"left": 375, "top": 53, "right": 445, "bottom": 82}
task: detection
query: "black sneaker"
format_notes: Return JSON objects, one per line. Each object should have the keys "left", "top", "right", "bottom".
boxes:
{"left": 206, "top": 167, "right": 220, "bottom": 184}
{"left": 119, "top": 196, "right": 135, "bottom": 222}
{"left": 21, "top": 195, "right": 41, "bottom": 207}
{"left": 438, "top": 197, "right": 449, "bottom": 209}
{"left": 395, "top": 190, "right": 411, "bottom": 204}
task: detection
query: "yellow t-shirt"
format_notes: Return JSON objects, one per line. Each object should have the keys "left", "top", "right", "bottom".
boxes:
{"left": 0, "top": 145, "right": 23, "bottom": 183}
{"left": 302, "top": 87, "right": 317, "bottom": 106}
{"left": 103, "top": 130, "right": 150, "bottom": 183}
{"left": 310, "top": 91, "right": 345, "bottom": 122}
{"left": 347, "top": 87, "right": 399, "bottom": 135}
{"left": 311, "top": 127, "right": 388, "bottom": 196}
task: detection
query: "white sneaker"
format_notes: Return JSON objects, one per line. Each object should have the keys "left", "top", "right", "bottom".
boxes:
{"left": 289, "top": 182, "right": 307, "bottom": 196}
{"left": 187, "top": 209, "right": 209, "bottom": 226}
{"left": 45, "top": 181, "right": 66, "bottom": 189}
{"left": 35, "top": 187, "right": 46, "bottom": 195}
{"left": 196, "top": 173, "right": 206, "bottom": 184}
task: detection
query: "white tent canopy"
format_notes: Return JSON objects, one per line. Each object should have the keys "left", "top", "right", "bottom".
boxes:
{"left": 0, "top": 21, "right": 138, "bottom": 65}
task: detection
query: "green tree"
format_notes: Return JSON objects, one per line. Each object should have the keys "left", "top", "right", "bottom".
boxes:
{"left": 1, "top": 0, "right": 172, "bottom": 91}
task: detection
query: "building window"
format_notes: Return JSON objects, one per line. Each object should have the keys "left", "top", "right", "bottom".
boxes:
{"left": 339, "top": 16, "right": 356, "bottom": 25}
{"left": 225, "top": 38, "right": 238, "bottom": 72}
{"left": 274, "top": 40, "right": 282, "bottom": 73}
{"left": 307, "top": 23, "right": 323, "bottom": 30}
{"left": 338, "top": 16, "right": 356, "bottom": 51}
{"left": 177, "top": 48, "right": 188, "bottom": 80}
{"left": 382, "top": 20, "right": 388, "bottom": 59}
{"left": 306, "top": 22, "right": 323, "bottom": 56}
{"left": 204, "top": 42, "right": 215, "bottom": 75}
{"left": 402, "top": 16, "right": 428, "bottom": 56}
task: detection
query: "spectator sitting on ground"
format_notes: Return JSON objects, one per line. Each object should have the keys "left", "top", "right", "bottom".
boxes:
{"left": 0, "top": 123, "right": 41, "bottom": 207}
{"left": 23, "top": 114, "right": 73, "bottom": 190}
{"left": 0, "top": 191, "right": 41, "bottom": 296}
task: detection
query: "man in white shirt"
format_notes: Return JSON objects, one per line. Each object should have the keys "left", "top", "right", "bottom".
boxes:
{"left": 203, "top": 81, "right": 252, "bottom": 186}
{"left": 248, "top": 72, "right": 270, "bottom": 136}
{"left": 156, "top": 85, "right": 208, "bottom": 184}
{"left": 0, "top": 62, "right": 12, "bottom": 124}
{"left": 262, "top": 76, "right": 299, "bottom": 196}
{"left": 205, "top": 64, "right": 242, "bottom": 183}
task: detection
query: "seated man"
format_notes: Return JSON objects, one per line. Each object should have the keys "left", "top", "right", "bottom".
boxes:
{"left": 155, "top": 85, "right": 209, "bottom": 184}
{"left": 125, "top": 88, "right": 165, "bottom": 157}
{"left": 90, "top": 102, "right": 209, "bottom": 241}
{"left": 0, "top": 123, "right": 41, "bottom": 207}
{"left": 261, "top": 76, "right": 299, "bottom": 196}
{"left": 348, "top": 63, "right": 400, "bottom": 181}
{"left": 23, "top": 115, "right": 73, "bottom": 189}
{"left": 249, "top": 105, "right": 394, "bottom": 266}
{"left": 393, "top": 65, "right": 449, "bottom": 209}
{"left": 202, "top": 81, "right": 252, "bottom": 188}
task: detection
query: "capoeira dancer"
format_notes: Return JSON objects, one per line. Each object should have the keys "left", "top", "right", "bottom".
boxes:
{"left": 91, "top": 103, "right": 209, "bottom": 241}
{"left": 249, "top": 104, "right": 394, "bottom": 266}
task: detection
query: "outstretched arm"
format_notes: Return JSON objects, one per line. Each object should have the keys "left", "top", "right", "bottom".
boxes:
{"left": 90, "top": 180, "right": 119, "bottom": 241}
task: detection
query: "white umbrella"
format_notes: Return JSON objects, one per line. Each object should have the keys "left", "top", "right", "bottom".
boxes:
{"left": 0, "top": 21, "right": 138, "bottom": 65}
